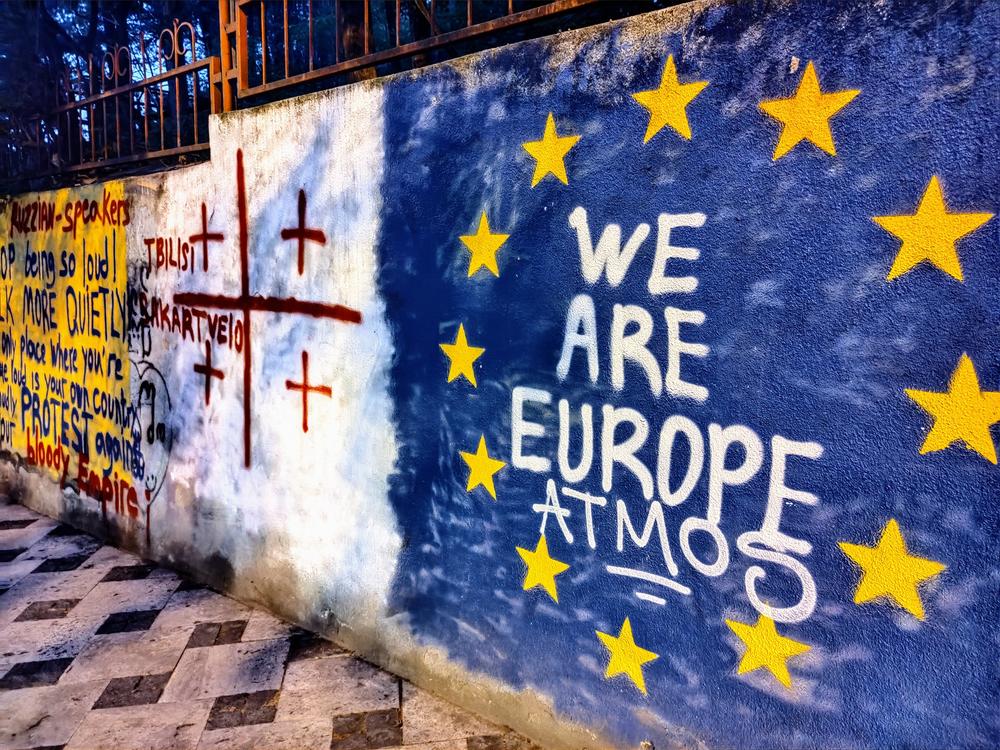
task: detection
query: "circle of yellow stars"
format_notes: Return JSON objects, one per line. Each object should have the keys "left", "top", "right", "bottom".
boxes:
{"left": 435, "top": 52, "right": 995, "bottom": 697}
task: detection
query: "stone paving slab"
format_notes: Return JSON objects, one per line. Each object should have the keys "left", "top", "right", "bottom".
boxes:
{"left": 0, "top": 502, "right": 542, "bottom": 750}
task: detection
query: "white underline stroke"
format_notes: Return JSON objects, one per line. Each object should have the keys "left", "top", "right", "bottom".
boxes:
{"left": 606, "top": 565, "right": 693, "bottom": 596}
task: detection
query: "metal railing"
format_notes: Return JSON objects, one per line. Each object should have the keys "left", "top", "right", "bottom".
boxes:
{"left": 1, "top": 19, "right": 221, "bottom": 190}
{"left": 2, "top": 1, "right": 606, "bottom": 189}
{"left": 217, "top": 0, "right": 600, "bottom": 105}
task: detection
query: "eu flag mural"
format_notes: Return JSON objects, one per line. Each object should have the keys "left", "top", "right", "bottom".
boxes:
{"left": 378, "top": 1, "right": 998, "bottom": 747}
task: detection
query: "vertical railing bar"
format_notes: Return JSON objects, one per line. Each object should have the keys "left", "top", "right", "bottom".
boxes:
{"left": 56, "top": 65, "right": 61, "bottom": 164}
{"left": 334, "top": 0, "right": 341, "bottom": 63}
{"left": 86, "top": 55, "right": 94, "bottom": 162}
{"left": 128, "top": 50, "right": 135, "bottom": 156}
{"left": 57, "top": 67, "right": 64, "bottom": 164}
{"left": 237, "top": 1, "right": 249, "bottom": 93}
{"left": 308, "top": 0, "right": 314, "bottom": 71}
{"left": 115, "top": 55, "right": 122, "bottom": 158}
{"left": 217, "top": 0, "right": 233, "bottom": 110}
{"left": 260, "top": 1, "right": 267, "bottom": 85}
{"left": 115, "top": 92, "right": 122, "bottom": 157}
{"left": 395, "top": 0, "right": 400, "bottom": 46}
{"left": 283, "top": 0, "right": 289, "bottom": 79}
{"left": 467, "top": 0, "right": 472, "bottom": 27}
{"left": 158, "top": 77, "right": 165, "bottom": 152}
{"left": 209, "top": 56, "right": 222, "bottom": 120}
{"left": 102, "top": 91, "right": 108, "bottom": 160}
{"left": 364, "top": 0, "right": 370, "bottom": 56}
{"left": 69, "top": 65, "right": 76, "bottom": 164}
{"left": 55, "top": 66, "right": 59, "bottom": 160}
{"left": 129, "top": 91, "right": 134, "bottom": 155}
{"left": 78, "top": 103, "right": 83, "bottom": 165}
{"left": 174, "top": 38, "right": 182, "bottom": 149}
{"left": 140, "top": 37, "right": 149, "bottom": 149}
{"left": 176, "top": 74, "right": 182, "bottom": 148}
{"left": 193, "top": 69, "right": 200, "bottom": 144}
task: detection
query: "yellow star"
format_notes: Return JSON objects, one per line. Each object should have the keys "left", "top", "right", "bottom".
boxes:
{"left": 595, "top": 617, "right": 659, "bottom": 695}
{"left": 439, "top": 324, "right": 485, "bottom": 387}
{"left": 632, "top": 55, "right": 709, "bottom": 142}
{"left": 724, "top": 615, "right": 810, "bottom": 689}
{"left": 838, "top": 519, "right": 947, "bottom": 620}
{"left": 759, "top": 61, "right": 859, "bottom": 160}
{"left": 874, "top": 176, "right": 993, "bottom": 282}
{"left": 459, "top": 212, "right": 509, "bottom": 278}
{"left": 460, "top": 435, "right": 506, "bottom": 500}
{"left": 516, "top": 535, "right": 570, "bottom": 603}
{"left": 522, "top": 113, "right": 581, "bottom": 187}
{"left": 905, "top": 354, "right": 1000, "bottom": 464}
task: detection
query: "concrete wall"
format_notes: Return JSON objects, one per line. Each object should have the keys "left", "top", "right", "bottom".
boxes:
{"left": 1, "top": 1, "right": 997, "bottom": 747}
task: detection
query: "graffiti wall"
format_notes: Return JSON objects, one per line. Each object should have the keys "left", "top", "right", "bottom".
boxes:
{"left": 0, "top": 185, "right": 140, "bottom": 521}
{"left": 2, "top": 1, "right": 997, "bottom": 748}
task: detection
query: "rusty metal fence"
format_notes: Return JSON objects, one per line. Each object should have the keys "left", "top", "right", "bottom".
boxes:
{"left": 1, "top": 19, "right": 221, "bottom": 189}
{"left": 2, "top": 0, "right": 603, "bottom": 191}
{"left": 217, "top": 0, "right": 599, "bottom": 105}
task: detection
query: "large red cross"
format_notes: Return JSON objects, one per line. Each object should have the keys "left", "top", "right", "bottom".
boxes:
{"left": 281, "top": 189, "right": 327, "bottom": 275}
{"left": 285, "top": 350, "right": 331, "bottom": 433}
{"left": 174, "top": 149, "right": 362, "bottom": 467}
{"left": 192, "top": 342, "right": 225, "bottom": 405}
{"left": 189, "top": 202, "right": 225, "bottom": 272}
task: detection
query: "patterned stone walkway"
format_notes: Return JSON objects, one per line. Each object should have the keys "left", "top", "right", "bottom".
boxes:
{"left": 0, "top": 501, "right": 538, "bottom": 750}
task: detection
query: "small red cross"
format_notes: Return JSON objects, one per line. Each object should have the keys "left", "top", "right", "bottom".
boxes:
{"left": 285, "top": 350, "right": 331, "bottom": 433}
{"left": 280, "top": 189, "right": 327, "bottom": 275}
{"left": 193, "top": 342, "right": 225, "bottom": 405}
{"left": 189, "top": 202, "right": 225, "bottom": 272}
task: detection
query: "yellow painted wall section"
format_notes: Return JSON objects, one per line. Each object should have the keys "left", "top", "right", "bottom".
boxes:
{"left": 0, "top": 183, "right": 139, "bottom": 522}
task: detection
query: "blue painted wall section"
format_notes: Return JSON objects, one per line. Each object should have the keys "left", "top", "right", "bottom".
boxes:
{"left": 378, "top": 1, "right": 999, "bottom": 748}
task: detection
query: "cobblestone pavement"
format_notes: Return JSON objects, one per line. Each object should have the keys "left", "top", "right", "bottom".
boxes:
{"left": 0, "top": 502, "right": 540, "bottom": 750}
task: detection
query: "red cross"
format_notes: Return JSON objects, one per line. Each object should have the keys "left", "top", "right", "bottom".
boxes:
{"left": 192, "top": 342, "right": 224, "bottom": 405}
{"left": 189, "top": 202, "right": 225, "bottom": 272}
{"left": 280, "top": 189, "right": 327, "bottom": 274}
{"left": 285, "top": 350, "right": 331, "bottom": 433}
{"left": 175, "top": 150, "right": 362, "bottom": 467}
